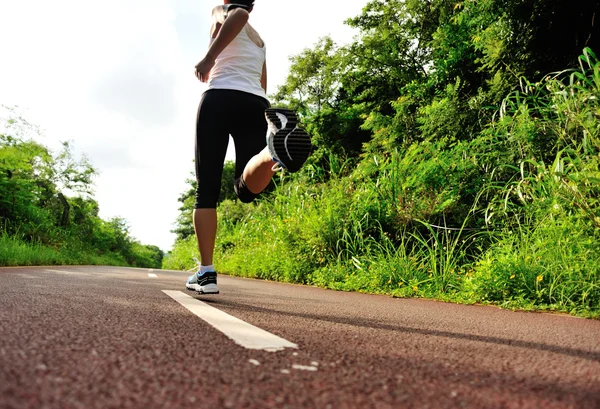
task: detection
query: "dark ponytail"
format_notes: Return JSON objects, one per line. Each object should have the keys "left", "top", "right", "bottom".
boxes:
{"left": 231, "top": 0, "right": 254, "bottom": 8}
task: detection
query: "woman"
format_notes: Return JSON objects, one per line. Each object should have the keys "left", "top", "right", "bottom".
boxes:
{"left": 186, "top": 0, "right": 311, "bottom": 294}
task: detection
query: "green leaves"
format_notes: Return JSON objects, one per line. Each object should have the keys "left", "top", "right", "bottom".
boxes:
{"left": 274, "top": 37, "right": 340, "bottom": 113}
{"left": 0, "top": 110, "right": 162, "bottom": 268}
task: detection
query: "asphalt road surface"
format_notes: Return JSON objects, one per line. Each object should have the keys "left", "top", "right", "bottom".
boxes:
{"left": 1, "top": 266, "right": 599, "bottom": 409}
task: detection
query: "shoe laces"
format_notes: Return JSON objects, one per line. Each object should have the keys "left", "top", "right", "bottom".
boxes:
{"left": 271, "top": 158, "right": 286, "bottom": 173}
{"left": 187, "top": 257, "right": 202, "bottom": 273}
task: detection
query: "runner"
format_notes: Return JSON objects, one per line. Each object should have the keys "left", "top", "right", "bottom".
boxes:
{"left": 186, "top": 0, "right": 311, "bottom": 294}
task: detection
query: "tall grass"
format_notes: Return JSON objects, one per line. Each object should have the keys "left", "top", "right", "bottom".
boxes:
{"left": 465, "top": 48, "right": 600, "bottom": 316}
{"left": 465, "top": 215, "right": 600, "bottom": 316}
{"left": 0, "top": 234, "right": 129, "bottom": 267}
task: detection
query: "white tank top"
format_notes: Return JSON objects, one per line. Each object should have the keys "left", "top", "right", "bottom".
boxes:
{"left": 207, "top": 25, "right": 267, "bottom": 100}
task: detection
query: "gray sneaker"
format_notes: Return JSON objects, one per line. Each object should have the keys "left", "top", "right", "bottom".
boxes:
{"left": 186, "top": 271, "right": 219, "bottom": 294}
{"left": 265, "top": 108, "right": 312, "bottom": 172}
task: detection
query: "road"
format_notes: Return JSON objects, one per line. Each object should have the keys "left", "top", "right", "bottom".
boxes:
{"left": 1, "top": 266, "right": 599, "bottom": 409}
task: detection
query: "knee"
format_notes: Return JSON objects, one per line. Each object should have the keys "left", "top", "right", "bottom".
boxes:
{"left": 194, "top": 190, "right": 219, "bottom": 209}
{"left": 234, "top": 177, "right": 259, "bottom": 204}
{"left": 195, "top": 199, "right": 219, "bottom": 209}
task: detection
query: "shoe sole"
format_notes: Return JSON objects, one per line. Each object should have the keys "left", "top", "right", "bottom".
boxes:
{"left": 265, "top": 108, "right": 297, "bottom": 130}
{"left": 198, "top": 284, "right": 220, "bottom": 294}
{"left": 186, "top": 283, "right": 220, "bottom": 294}
{"left": 265, "top": 108, "right": 312, "bottom": 173}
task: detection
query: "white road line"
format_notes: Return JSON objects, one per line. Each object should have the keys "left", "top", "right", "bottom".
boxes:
{"left": 292, "top": 364, "right": 318, "bottom": 372}
{"left": 45, "top": 269, "right": 75, "bottom": 274}
{"left": 162, "top": 290, "right": 298, "bottom": 352}
{"left": 148, "top": 273, "right": 158, "bottom": 278}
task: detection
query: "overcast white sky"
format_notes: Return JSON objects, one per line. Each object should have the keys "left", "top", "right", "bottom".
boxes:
{"left": 0, "top": 0, "right": 367, "bottom": 251}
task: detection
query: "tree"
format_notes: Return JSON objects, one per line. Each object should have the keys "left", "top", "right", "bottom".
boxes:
{"left": 1, "top": 108, "right": 162, "bottom": 268}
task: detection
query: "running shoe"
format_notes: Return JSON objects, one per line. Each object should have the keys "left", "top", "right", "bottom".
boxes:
{"left": 265, "top": 108, "right": 312, "bottom": 172}
{"left": 186, "top": 271, "right": 220, "bottom": 294}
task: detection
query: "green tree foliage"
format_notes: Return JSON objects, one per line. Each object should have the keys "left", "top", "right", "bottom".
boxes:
{"left": 273, "top": 37, "right": 372, "bottom": 161}
{"left": 0, "top": 108, "right": 163, "bottom": 268}
{"left": 274, "top": 0, "right": 599, "bottom": 156}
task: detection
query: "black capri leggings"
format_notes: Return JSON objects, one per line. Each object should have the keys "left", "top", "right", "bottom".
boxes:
{"left": 194, "top": 89, "right": 270, "bottom": 209}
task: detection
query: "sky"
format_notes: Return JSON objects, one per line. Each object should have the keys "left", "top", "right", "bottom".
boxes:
{"left": 0, "top": 0, "right": 367, "bottom": 251}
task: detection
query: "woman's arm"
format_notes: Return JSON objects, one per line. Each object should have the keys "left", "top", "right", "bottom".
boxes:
{"left": 195, "top": 8, "right": 249, "bottom": 82}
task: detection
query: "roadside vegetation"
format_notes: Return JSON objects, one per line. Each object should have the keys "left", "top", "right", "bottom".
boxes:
{"left": 164, "top": 0, "right": 599, "bottom": 318}
{"left": 0, "top": 107, "right": 163, "bottom": 268}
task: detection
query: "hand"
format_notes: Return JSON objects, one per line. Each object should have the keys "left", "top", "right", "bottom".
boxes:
{"left": 195, "top": 57, "right": 215, "bottom": 82}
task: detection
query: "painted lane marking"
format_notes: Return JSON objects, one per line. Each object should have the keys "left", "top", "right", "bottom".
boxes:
{"left": 292, "top": 364, "right": 318, "bottom": 372}
{"left": 45, "top": 269, "right": 75, "bottom": 274}
{"left": 148, "top": 273, "right": 158, "bottom": 278}
{"left": 162, "top": 290, "right": 297, "bottom": 352}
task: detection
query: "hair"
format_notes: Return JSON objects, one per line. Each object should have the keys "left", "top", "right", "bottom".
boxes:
{"left": 233, "top": 0, "right": 254, "bottom": 7}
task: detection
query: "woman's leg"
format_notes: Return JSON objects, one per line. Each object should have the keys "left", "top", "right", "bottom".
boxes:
{"left": 230, "top": 93, "right": 276, "bottom": 202}
{"left": 194, "top": 91, "right": 230, "bottom": 267}
{"left": 234, "top": 106, "right": 310, "bottom": 197}
{"left": 193, "top": 209, "right": 217, "bottom": 266}
{"left": 242, "top": 147, "right": 276, "bottom": 194}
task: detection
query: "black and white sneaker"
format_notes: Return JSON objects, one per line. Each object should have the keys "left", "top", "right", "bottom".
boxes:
{"left": 265, "top": 108, "right": 312, "bottom": 172}
{"left": 186, "top": 271, "right": 219, "bottom": 294}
